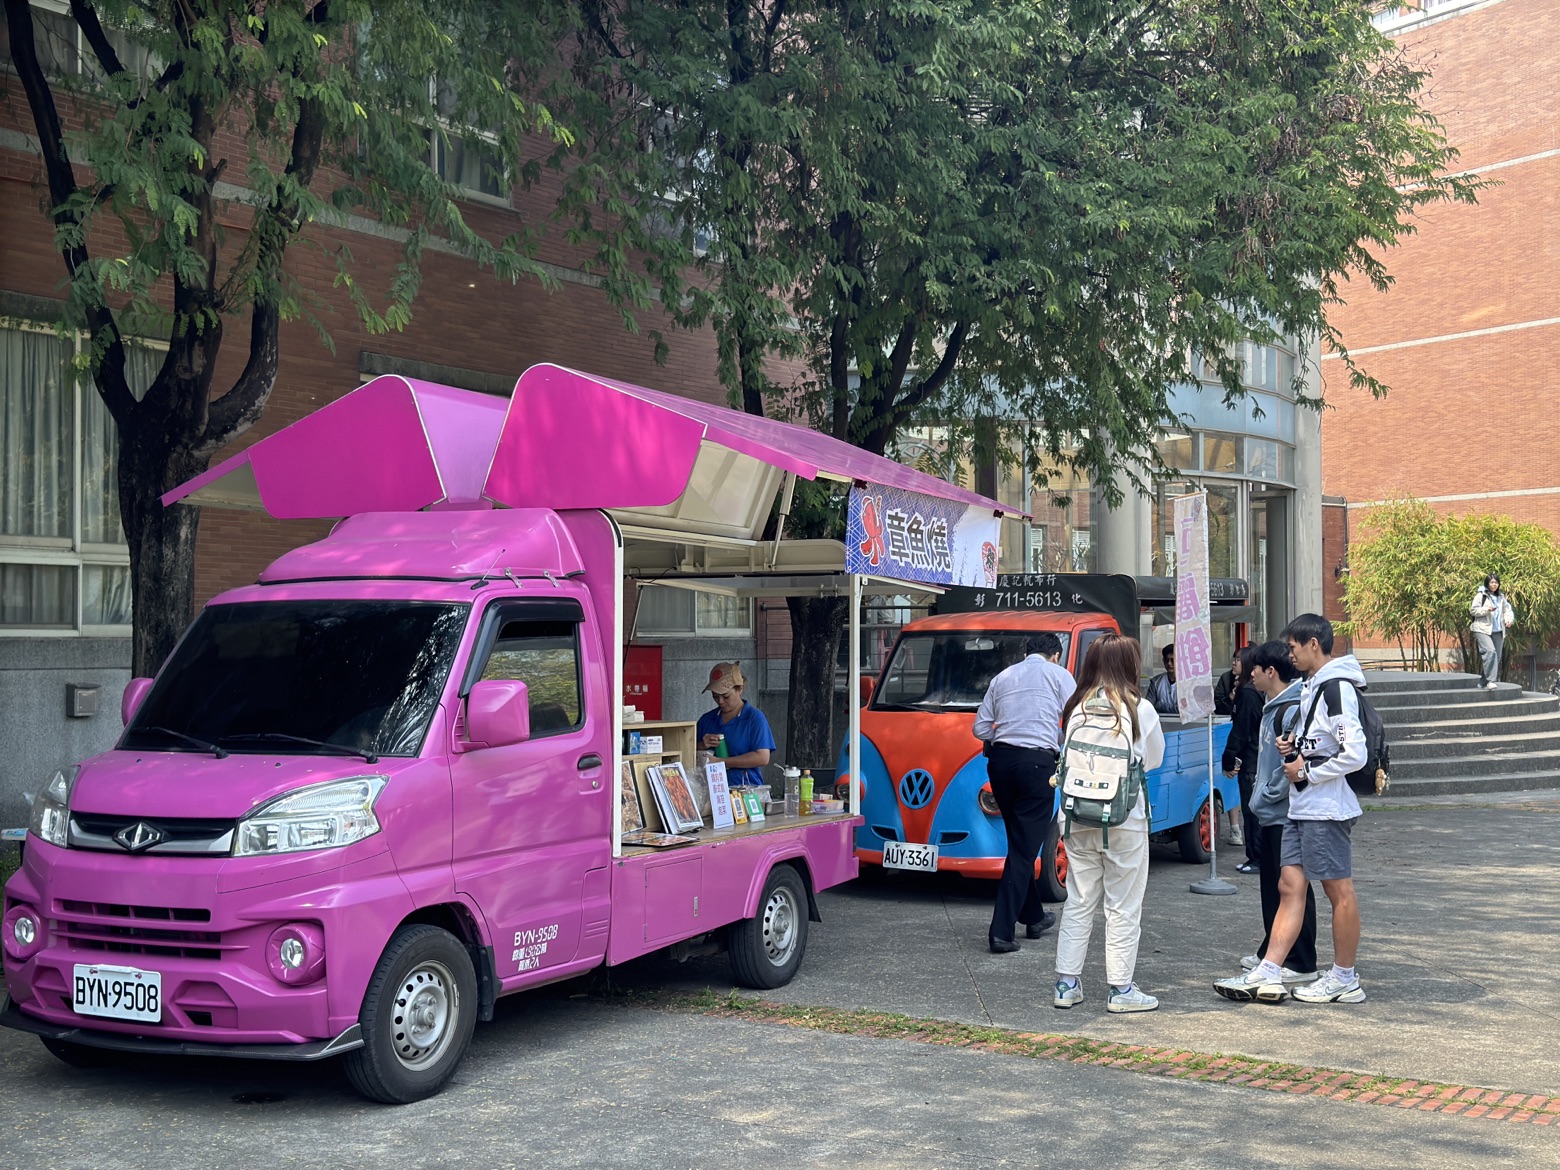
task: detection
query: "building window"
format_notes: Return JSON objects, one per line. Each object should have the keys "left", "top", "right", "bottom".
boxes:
{"left": 636, "top": 585, "right": 752, "bottom": 637}
{"left": 0, "top": 0, "right": 159, "bottom": 81}
{"left": 1373, "top": 0, "right": 1482, "bottom": 33}
{"left": 426, "top": 78, "right": 510, "bottom": 204}
{"left": 0, "top": 324, "right": 157, "bottom": 633}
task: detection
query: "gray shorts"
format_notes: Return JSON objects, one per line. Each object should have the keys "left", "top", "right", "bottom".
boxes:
{"left": 1281, "top": 818, "right": 1356, "bottom": 881}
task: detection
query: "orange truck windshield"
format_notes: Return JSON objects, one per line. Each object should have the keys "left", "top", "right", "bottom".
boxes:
{"left": 872, "top": 630, "right": 1072, "bottom": 713}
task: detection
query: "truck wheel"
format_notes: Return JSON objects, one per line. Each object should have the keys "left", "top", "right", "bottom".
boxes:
{"left": 1040, "top": 821, "right": 1069, "bottom": 903}
{"left": 729, "top": 864, "right": 809, "bottom": 989}
{"left": 1177, "top": 795, "right": 1223, "bottom": 864}
{"left": 40, "top": 1036, "right": 120, "bottom": 1068}
{"left": 343, "top": 925, "right": 477, "bottom": 1104}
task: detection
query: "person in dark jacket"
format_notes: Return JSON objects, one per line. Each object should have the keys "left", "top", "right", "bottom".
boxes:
{"left": 1214, "top": 651, "right": 1241, "bottom": 717}
{"left": 1220, "top": 645, "right": 1264, "bottom": 871}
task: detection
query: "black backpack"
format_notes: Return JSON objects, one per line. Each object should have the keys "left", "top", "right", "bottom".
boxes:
{"left": 1300, "top": 679, "right": 1391, "bottom": 797}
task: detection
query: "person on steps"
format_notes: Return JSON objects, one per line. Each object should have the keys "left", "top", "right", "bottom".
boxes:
{"left": 1470, "top": 573, "right": 1515, "bottom": 690}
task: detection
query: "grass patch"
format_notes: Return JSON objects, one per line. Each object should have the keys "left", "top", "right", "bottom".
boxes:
{"left": 0, "top": 842, "right": 20, "bottom": 889}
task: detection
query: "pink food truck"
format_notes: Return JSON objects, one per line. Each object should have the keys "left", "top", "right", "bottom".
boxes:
{"left": 1, "top": 365, "right": 1019, "bottom": 1102}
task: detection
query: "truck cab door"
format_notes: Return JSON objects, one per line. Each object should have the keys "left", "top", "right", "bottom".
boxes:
{"left": 450, "top": 595, "right": 611, "bottom": 982}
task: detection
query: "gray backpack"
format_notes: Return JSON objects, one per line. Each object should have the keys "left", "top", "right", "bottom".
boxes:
{"left": 1056, "top": 690, "right": 1147, "bottom": 848}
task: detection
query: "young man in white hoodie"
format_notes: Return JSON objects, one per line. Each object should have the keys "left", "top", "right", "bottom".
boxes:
{"left": 1214, "top": 614, "right": 1367, "bottom": 1005}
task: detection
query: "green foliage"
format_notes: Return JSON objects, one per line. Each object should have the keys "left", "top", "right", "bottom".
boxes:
{"left": 572, "top": 0, "right": 1480, "bottom": 506}
{"left": 1341, "top": 500, "right": 1560, "bottom": 674}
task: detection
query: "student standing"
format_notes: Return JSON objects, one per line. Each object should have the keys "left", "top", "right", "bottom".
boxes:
{"left": 1214, "top": 614, "right": 1367, "bottom": 1005}
{"left": 1470, "top": 573, "right": 1515, "bottom": 689}
{"left": 1220, "top": 646, "right": 1263, "bottom": 869}
{"left": 1237, "top": 640, "right": 1319, "bottom": 983}
{"left": 973, "top": 632, "right": 1073, "bottom": 953}
{"left": 1053, "top": 634, "right": 1167, "bottom": 1013}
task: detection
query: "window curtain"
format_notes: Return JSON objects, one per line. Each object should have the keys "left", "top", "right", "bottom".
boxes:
{"left": 0, "top": 327, "right": 74, "bottom": 539}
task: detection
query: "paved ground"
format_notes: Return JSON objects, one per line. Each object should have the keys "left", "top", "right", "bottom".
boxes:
{"left": 613, "top": 791, "right": 1560, "bottom": 1094}
{"left": 3, "top": 794, "right": 1558, "bottom": 1168}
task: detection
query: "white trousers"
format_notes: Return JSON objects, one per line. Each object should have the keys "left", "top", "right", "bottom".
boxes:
{"left": 1053, "top": 823, "right": 1150, "bottom": 988}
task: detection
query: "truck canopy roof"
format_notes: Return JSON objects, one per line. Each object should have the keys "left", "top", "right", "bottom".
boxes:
{"left": 165, "top": 366, "right": 1022, "bottom": 548}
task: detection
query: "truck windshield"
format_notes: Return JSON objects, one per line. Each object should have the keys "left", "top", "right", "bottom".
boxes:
{"left": 122, "top": 600, "right": 470, "bottom": 758}
{"left": 872, "top": 631, "right": 1071, "bottom": 712}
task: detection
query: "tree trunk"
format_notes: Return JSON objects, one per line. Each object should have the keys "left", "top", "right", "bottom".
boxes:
{"left": 119, "top": 414, "right": 208, "bottom": 678}
{"left": 785, "top": 595, "right": 848, "bottom": 771}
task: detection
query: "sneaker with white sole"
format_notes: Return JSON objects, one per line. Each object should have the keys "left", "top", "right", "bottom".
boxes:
{"left": 1291, "top": 971, "right": 1366, "bottom": 1003}
{"left": 1053, "top": 980, "right": 1083, "bottom": 1009}
{"left": 1107, "top": 985, "right": 1159, "bottom": 1013}
{"left": 1213, "top": 968, "right": 1287, "bottom": 1003}
{"left": 1237, "top": 955, "right": 1316, "bottom": 983}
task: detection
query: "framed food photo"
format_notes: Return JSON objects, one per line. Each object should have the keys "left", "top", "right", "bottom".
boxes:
{"left": 649, "top": 763, "right": 704, "bottom": 834}
{"left": 619, "top": 760, "right": 645, "bottom": 834}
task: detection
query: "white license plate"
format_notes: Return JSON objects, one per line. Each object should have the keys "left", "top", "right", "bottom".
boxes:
{"left": 72, "top": 964, "right": 162, "bottom": 1023}
{"left": 882, "top": 841, "right": 939, "bottom": 872}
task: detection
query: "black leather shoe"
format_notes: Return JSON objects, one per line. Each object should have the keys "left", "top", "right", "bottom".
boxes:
{"left": 1025, "top": 912, "right": 1057, "bottom": 939}
{"left": 989, "top": 937, "right": 1021, "bottom": 954}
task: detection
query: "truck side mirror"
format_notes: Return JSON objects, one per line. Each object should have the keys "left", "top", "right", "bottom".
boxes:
{"left": 122, "top": 678, "right": 154, "bottom": 726}
{"left": 463, "top": 680, "right": 531, "bottom": 750}
{"left": 860, "top": 676, "right": 875, "bottom": 706}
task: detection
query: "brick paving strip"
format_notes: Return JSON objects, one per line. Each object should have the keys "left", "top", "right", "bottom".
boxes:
{"left": 618, "top": 989, "right": 1560, "bottom": 1128}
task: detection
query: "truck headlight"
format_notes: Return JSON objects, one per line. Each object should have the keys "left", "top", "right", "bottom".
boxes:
{"left": 233, "top": 777, "right": 387, "bottom": 857}
{"left": 28, "top": 766, "right": 78, "bottom": 847}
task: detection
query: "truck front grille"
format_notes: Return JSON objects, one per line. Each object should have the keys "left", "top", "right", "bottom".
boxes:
{"left": 54, "top": 901, "right": 235, "bottom": 960}
{"left": 67, "top": 813, "right": 235, "bottom": 856}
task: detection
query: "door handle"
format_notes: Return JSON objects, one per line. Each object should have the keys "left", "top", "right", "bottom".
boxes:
{"left": 577, "top": 753, "right": 603, "bottom": 771}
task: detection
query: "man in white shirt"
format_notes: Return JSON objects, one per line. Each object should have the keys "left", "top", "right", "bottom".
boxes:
{"left": 974, "top": 632, "right": 1075, "bottom": 953}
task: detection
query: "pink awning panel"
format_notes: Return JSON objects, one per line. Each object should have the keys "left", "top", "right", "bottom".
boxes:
{"left": 483, "top": 364, "right": 1022, "bottom": 516}
{"left": 162, "top": 376, "right": 506, "bottom": 516}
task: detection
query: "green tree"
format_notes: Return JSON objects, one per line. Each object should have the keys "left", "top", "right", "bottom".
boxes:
{"left": 1342, "top": 500, "right": 1560, "bottom": 676}
{"left": 3, "top": 0, "right": 651, "bottom": 674}
{"left": 575, "top": 0, "right": 1479, "bottom": 765}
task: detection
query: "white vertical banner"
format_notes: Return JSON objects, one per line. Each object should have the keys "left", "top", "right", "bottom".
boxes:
{"left": 1172, "top": 493, "right": 1215, "bottom": 723}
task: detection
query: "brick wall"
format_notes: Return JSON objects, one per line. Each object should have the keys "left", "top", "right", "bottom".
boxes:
{"left": 1323, "top": 0, "right": 1560, "bottom": 626}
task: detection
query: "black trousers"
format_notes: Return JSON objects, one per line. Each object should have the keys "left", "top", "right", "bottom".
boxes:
{"left": 1237, "top": 772, "right": 1262, "bottom": 865}
{"left": 985, "top": 744, "right": 1057, "bottom": 943}
{"left": 1256, "top": 822, "right": 1317, "bottom": 974}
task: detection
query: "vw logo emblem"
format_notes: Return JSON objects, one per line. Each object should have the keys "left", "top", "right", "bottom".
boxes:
{"left": 114, "top": 822, "right": 164, "bottom": 853}
{"left": 898, "top": 769, "right": 936, "bottom": 809}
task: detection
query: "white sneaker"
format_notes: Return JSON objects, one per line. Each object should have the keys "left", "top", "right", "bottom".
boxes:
{"left": 1213, "top": 967, "right": 1287, "bottom": 1003}
{"left": 1228, "top": 821, "right": 1245, "bottom": 847}
{"left": 1485, "top": 682, "right": 1499, "bottom": 690}
{"left": 1292, "top": 971, "right": 1366, "bottom": 1003}
{"left": 1237, "top": 955, "right": 1314, "bottom": 983}
{"left": 1107, "top": 985, "right": 1159, "bottom": 1013}
{"left": 1053, "top": 980, "right": 1083, "bottom": 1009}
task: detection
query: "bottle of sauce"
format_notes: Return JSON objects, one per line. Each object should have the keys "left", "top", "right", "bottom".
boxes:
{"left": 799, "top": 769, "right": 814, "bottom": 816}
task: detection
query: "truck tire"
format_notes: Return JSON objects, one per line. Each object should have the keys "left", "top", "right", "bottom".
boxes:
{"left": 1176, "top": 794, "right": 1223, "bottom": 864}
{"left": 1040, "top": 820, "right": 1069, "bottom": 904}
{"left": 343, "top": 924, "right": 478, "bottom": 1104}
{"left": 729, "top": 864, "right": 809, "bottom": 989}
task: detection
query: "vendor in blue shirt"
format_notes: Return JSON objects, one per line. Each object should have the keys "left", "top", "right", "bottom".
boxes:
{"left": 695, "top": 661, "right": 776, "bottom": 788}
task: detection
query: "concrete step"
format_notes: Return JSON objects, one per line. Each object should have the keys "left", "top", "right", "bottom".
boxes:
{"left": 1379, "top": 770, "right": 1560, "bottom": 799}
{"left": 1362, "top": 671, "right": 1484, "bottom": 693}
{"left": 1383, "top": 711, "right": 1560, "bottom": 739}
{"left": 1390, "top": 725, "right": 1560, "bottom": 759}
{"left": 1389, "top": 750, "right": 1560, "bottom": 780}
{"left": 1368, "top": 682, "right": 1529, "bottom": 709}
{"left": 1374, "top": 695, "right": 1560, "bottom": 724}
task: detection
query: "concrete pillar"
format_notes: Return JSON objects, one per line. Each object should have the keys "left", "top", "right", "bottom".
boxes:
{"left": 1292, "top": 338, "right": 1326, "bottom": 617}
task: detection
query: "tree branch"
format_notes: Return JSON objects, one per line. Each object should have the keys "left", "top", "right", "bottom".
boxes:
{"left": 876, "top": 319, "right": 969, "bottom": 445}
{"left": 69, "top": 0, "right": 125, "bottom": 77}
{"left": 203, "top": 95, "right": 327, "bottom": 449}
{"left": 3, "top": 0, "right": 135, "bottom": 422}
